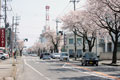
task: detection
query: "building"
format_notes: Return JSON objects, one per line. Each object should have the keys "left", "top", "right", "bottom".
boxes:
{"left": 64, "top": 33, "right": 103, "bottom": 57}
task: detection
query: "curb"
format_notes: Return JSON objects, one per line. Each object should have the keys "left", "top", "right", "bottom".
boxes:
{"left": 4, "top": 77, "right": 14, "bottom": 80}
{"left": 101, "top": 63, "right": 120, "bottom": 66}
{"left": 0, "top": 77, "right": 14, "bottom": 80}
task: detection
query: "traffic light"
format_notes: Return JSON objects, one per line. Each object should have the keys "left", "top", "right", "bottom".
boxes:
{"left": 59, "top": 31, "right": 63, "bottom": 35}
{"left": 24, "top": 38, "right": 28, "bottom": 42}
{"left": 6, "top": 23, "right": 9, "bottom": 28}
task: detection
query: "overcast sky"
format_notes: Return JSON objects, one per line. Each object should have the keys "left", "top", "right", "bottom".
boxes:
{"left": 8, "top": 0, "right": 86, "bottom": 47}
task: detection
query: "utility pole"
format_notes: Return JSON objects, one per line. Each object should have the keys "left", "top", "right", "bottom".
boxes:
{"left": 4, "top": 0, "right": 8, "bottom": 53}
{"left": 11, "top": 16, "right": 14, "bottom": 56}
{"left": 0, "top": 0, "right": 1, "bottom": 26}
{"left": 14, "top": 15, "right": 20, "bottom": 51}
{"left": 11, "top": 16, "right": 16, "bottom": 66}
{"left": 56, "top": 19, "right": 61, "bottom": 35}
{"left": 70, "top": 0, "right": 79, "bottom": 60}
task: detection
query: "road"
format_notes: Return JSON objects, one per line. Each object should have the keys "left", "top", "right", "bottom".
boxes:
{"left": 17, "top": 56, "right": 120, "bottom": 80}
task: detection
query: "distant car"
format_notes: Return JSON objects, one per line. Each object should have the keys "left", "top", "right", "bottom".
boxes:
{"left": 0, "top": 53, "right": 9, "bottom": 60}
{"left": 81, "top": 52, "right": 99, "bottom": 66}
{"left": 30, "top": 54, "right": 37, "bottom": 57}
{"left": 51, "top": 53, "right": 60, "bottom": 59}
{"left": 42, "top": 52, "right": 51, "bottom": 60}
{"left": 60, "top": 52, "right": 69, "bottom": 61}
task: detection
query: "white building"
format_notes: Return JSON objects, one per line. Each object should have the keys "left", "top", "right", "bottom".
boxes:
{"left": 64, "top": 33, "right": 103, "bottom": 57}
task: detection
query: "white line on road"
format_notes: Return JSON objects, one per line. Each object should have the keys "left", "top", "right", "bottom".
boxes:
{"left": 24, "top": 59, "right": 51, "bottom": 80}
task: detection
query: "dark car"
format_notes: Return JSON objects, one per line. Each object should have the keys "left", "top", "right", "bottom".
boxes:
{"left": 81, "top": 52, "right": 99, "bottom": 66}
{"left": 40, "top": 52, "right": 51, "bottom": 60}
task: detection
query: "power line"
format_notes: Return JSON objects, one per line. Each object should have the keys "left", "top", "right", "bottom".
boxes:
{"left": 57, "top": 2, "right": 71, "bottom": 18}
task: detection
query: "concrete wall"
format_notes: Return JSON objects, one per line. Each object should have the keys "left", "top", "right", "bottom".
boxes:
{"left": 99, "top": 52, "right": 120, "bottom": 60}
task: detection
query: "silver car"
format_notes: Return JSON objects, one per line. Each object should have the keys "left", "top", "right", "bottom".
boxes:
{"left": 60, "top": 52, "right": 69, "bottom": 61}
{"left": 42, "top": 53, "right": 51, "bottom": 60}
{"left": 51, "top": 53, "right": 60, "bottom": 59}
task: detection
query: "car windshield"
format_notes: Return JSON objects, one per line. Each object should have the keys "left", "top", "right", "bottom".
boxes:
{"left": 55, "top": 53, "right": 60, "bottom": 55}
{"left": 61, "top": 53, "right": 68, "bottom": 56}
{"left": 84, "top": 53, "right": 97, "bottom": 59}
{"left": 43, "top": 53, "right": 50, "bottom": 55}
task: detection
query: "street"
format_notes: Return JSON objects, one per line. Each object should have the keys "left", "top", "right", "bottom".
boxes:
{"left": 16, "top": 56, "right": 120, "bottom": 80}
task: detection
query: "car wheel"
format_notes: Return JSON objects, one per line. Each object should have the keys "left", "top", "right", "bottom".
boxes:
{"left": 96, "top": 63, "right": 98, "bottom": 66}
{"left": 1, "top": 57, "right": 5, "bottom": 60}
{"left": 92, "top": 64, "right": 94, "bottom": 66}
{"left": 67, "top": 59, "right": 69, "bottom": 62}
{"left": 85, "top": 63, "right": 87, "bottom": 66}
{"left": 81, "top": 63, "right": 84, "bottom": 66}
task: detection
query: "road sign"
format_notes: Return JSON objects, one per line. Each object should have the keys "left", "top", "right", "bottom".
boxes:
{"left": 0, "top": 28, "right": 5, "bottom": 47}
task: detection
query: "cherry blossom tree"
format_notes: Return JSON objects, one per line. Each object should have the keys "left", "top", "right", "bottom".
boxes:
{"left": 87, "top": 0, "right": 120, "bottom": 64}
{"left": 102, "top": 0, "right": 120, "bottom": 13}
{"left": 61, "top": 10, "right": 99, "bottom": 52}
{"left": 17, "top": 40, "right": 24, "bottom": 56}
{"left": 42, "top": 30, "right": 62, "bottom": 53}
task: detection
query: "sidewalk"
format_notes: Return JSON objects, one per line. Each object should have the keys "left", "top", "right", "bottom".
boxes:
{"left": 100, "top": 60, "right": 120, "bottom": 66}
{"left": 0, "top": 57, "right": 21, "bottom": 80}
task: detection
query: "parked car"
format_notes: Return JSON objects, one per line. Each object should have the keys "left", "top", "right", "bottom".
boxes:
{"left": 30, "top": 54, "right": 37, "bottom": 57}
{"left": 81, "top": 52, "right": 99, "bottom": 66}
{"left": 60, "top": 52, "right": 69, "bottom": 61}
{"left": 51, "top": 53, "right": 60, "bottom": 59}
{"left": 0, "top": 53, "right": 9, "bottom": 60}
{"left": 40, "top": 53, "right": 43, "bottom": 59}
{"left": 40, "top": 52, "right": 51, "bottom": 60}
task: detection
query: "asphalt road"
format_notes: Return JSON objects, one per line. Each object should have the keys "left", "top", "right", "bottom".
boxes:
{"left": 17, "top": 56, "right": 120, "bottom": 80}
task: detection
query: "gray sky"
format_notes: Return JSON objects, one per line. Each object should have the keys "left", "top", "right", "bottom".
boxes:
{"left": 9, "top": 0, "right": 86, "bottom": 47}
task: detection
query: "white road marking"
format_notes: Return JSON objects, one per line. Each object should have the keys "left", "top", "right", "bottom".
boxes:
{"left": 24, "top": 59, "right": 51, "bottom": 80}
{"left": 35, "top": 62, "right": 39, "bottom": 64}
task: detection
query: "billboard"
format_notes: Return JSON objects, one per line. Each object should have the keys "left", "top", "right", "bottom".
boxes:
{"left": 0, "top": 28, "right": 5, "bottom": 47}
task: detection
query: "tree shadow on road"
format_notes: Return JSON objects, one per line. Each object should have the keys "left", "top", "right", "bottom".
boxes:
{"left": 109, "top": 73, "right": 120, "bottom": 78}
{"left": 48, "top": 68, "right": 78, "bottom": 72}
{"left": 59, "top": 76, "right": 111, "bottom": 80}
{"left": 92, "top": 67, "right": 120, "bottom": 72}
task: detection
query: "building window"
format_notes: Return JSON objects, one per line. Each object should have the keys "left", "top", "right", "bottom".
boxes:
{"left": 77, "top": 49, "right": 82, "bottom": 57}
{"left": 77, "top": 38, "right": 82, "bottom": 45}
{"left": 69, "top": 38, "right": 73, "bottom": 44}
{"left": 108, "top": 43, "right": 112, "bottom": 52}
{"left": 69, "top": 49, "right": 74, "bottom": 57}
{"left": 118, "top": 42, "right": 120, "bottom": 52}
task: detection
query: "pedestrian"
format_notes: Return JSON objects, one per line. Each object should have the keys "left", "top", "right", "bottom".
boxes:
{"left": 14, "top": 50, "right": 16, "bottom": 59}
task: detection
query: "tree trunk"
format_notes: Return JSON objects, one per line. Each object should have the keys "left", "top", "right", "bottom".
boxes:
{"left": 112, "top": 41, "right": 118, "bottom": 64}
{"left": 20, "top": 50, "right": 22, "bottom": 56}
{"left": 88, "top": 41, "right": 92, "bottom": 52}
{"left": 54, "top": 44, "right": 59, "bottom": 53}
{"left": 89, "top": 46, "right": 92, "bottom": 52}
{"left": 83, "top": 37, "right": 86, "bottom": 52}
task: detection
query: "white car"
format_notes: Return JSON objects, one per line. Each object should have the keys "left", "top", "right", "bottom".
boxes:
{"left": 51, "top": 53, "right": 60, "bottom": 59}
{"left": 60, "top": 52, "right": 69, "bottom": 61}
{"left": 0, "top": 53, "right": 9, "bottom": 60}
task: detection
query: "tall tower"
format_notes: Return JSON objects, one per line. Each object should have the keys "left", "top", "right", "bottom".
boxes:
{"left": 45, "top": 5, "right": 50, "bottom": 32}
